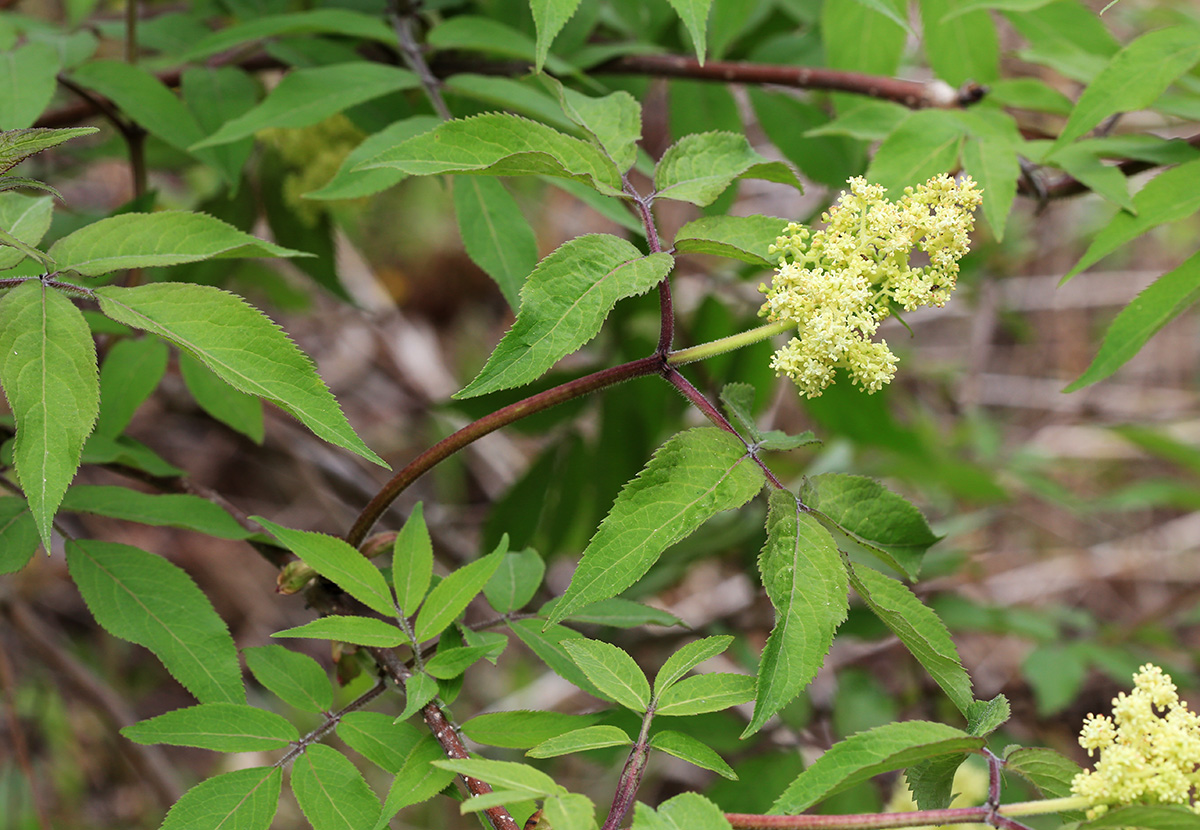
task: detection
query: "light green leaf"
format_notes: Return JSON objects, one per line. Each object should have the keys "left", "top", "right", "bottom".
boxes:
{"left": 527, "top": 725, "right": 632, "bottom": 758}
{"left": 0, "top": 42, "right": 61, "bottom": 130}
{"left": 0, "top": 281, "right": 99, "bottom": 547}
{"left": 866, "top": 110, "right": 965, "bottom": 195}
{"left": 462, "top": 710, "right": 603, "bottom": 750}
{"left": 69, "top": 61, "right": 207, "bottom": 155}
{"left": 850, "top": 0, "right": 911, "bottom": 32}
{"left": 66, "top": 539, "right": 244, "bottom": 703}
{"left": 358, "top": 113, "right": 624, "bottom": 196}
{"left": 392, "top": 503, "right": 433, "bottom": 616}
{"left": 654, "top": 131, "right": 802, "bottom": 207}
{"left": 1065, "top": 159, "right": 1200, "bottom": 281}
{"left": 1047, "top": 144, "right": 1134, "bottom": 212}
{"left": 159, "top": 767, "right": 281, "bottom": 830}
{"left": 1052, "top": 26, "right": 1200, "bottom": 154}
{"left": 51, "top": 211, "right": 306, "bottom": 276}
{"left": 426, "top": 15, "right": 571, "bottom": 74}
{"left": 183, "top": 9, "right": 396, "bottom": 61}
{"left": 673, "top": 215, "right": 786, "bottom": 268}
{"left": 456, "top": 235, "right": 673, "bottom": 398}
{"left": 454, "top": 176, "right": 537, "bottom": 311}
{"left": 0, "top": 497, "right": 38, "bottom": 573}
{"left": 484, "top": 547, "right": 545, "bottom": 614}
{"left": 633, "top": 792, "right": 732, "bottom": 830}
{"left": 1004, "top": 746, "right": 1084, "bottom": 820}
{"left": 548, "top": 428, "right": 763, "bottom": 625}
{"left": 80, "top": 433, "right": 184, "bottom": 478}
{"left": 507, "top": 619, "right": 604, "bottom": 698}
{"left": 61, "top": 485, "right": 251, "bottom": 540}
{"left": 531, "top": 0, "right": 582, "bottom": 71}
{"left": 1065, "top": 250, "right": 1200, "bottom": 392}
{"left": 967, "top": 695, "right": 1010, "bottom": 737}
{"left": 413, "top": 550, "right": 504, "bottom": 643}
{"left": 373, "top": 735, "right": 456, "bottom": 829}
{"left": 179, "top": 351, "right": 264, "bottom": 443}
{"left": 273, "top": 616, "right": 405, "bottom": 648}
{"left": 985, "top": 77, "right": 1074, "bottom": 115}
{"left": 666, "top": 0, "right": 714, "bottom": 63}
{"left": 801, "top": 473, "right": 941, "bottom": 579}
{"left": 744, "top": 490, "right": 847, "bottom": 736}
{"left": 254, "top": 518, "right": 394, "bottom": 617}
{"left": 547, "top": 78, "right": 642, "bottom": 173}
{"left": 425, "top": 644, "right": 499, "bottom": 679}
{"left": 121, "top": 702, "right": 297, "bottom": 751}
{"left": 562, "top": 639, "right": 650, "bottom": 712}
{"left": 93, "top": 283, "right": 386, "bottom": 466}
{"left": 306, "top": 116, "right": 439, "bottom": 200}
{"left": 940, "top": 0, "right": 1054, "bottom": 18}
{"left": 93, "top": 336, "right": 168, "bottom": 438}
{"left": 0, "top": 127, "right": 98, "bottom": 175}
{"left": 541, "top": 596, "right": 687, "bottom": 628}
{"left": 292, "top": 743, "right": 381, "bottom": 830}
{"left": 649, "top": 731, "right": 737, "bottom": 779}
{"left": 771, "top": 721, "right": 985, "bottom": 813}
{"left": 192, "top": 63, "right": 418, "bottom": 149}
{"left": 804, "top": 100, "right": 910, "bottom": 141}
{"left": 0, "top": 193, "right": 52, "bottom": 270}
{"left": 847, "top": 561, "right": 974, "bottom": 716}
{"left": 656, "top": 672, "right": 754, "bottom": 716}
{"left": 961, "top": 136, "right": 1019, "bottom": 242}
{"left": 0, "top": 222, "right": 51, "bottom": 269}
{"left": 244, "top": 644, "right": 332, "bottom": 714}
{"left": 432, "top": 758, "right": 559, "bottom": 797}
{"left": 543, "top": 793, "right": 596, "bottom": 830}
{"left": 919, "top": 0, "right": 999, "bottom": 85}
{"left": 396, "top": 672, "right": 438, "bottom": 723}
{"left": 653, "top": 635, "right": 734, "bottom": 696}
{"left": 338, "top": 712, "right": 423, "bottom": 773}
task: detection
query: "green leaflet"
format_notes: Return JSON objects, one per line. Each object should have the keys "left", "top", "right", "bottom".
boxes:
{"left": 1051, "top": 25, "right": 1200, "bottom": 154}
{"left": 527, "top": 725, "right": 632, "bottom": 758}
{"left": 179, "top": 351, "right": 264, "bottom": 443}
{"left": 1065, "top": 250, "right": 1200, "bottom": 392}
{"left": 543, "top": 793, "right": 595, "bottom": 830}
{"left": 653, "top": 635, "right": 733, "bottom": 696}
{"left": 183, "top": 9, "right": 397, "bottom": 61}
{"left": 433, "top": 758, "right": 559, "bottom": 798}
{"left": 254, "top": 518, "right": 395, "bottom": 616}
{"left": 0, "top": 192, "right": 53, "bottom": 270}
{"left": 392, "top": 502, "right": 433, "bottom": 616}
{"left": 633, "top": 793, "right": 732, "bottom": 830}
{"left": 463, "top": 710, "right": 603, "bottom": 750}
{"left": 338, "top": 712, "right": 424, "bottom": 773}
{"left": 507, "top": 619, "right": 604, "bottom": 698}
{"left": 192, "top": 63, "right": 419, "bottom": 149}
{"left": 181, "top": 66, "right": 259, "bottom": 189}
{"left": 656, "top": 673, "right": 755, "bottom": 716}
{"left": 121, "top": 702, "right": 297, "bottom": 751}
{"left": 483, "top": 547, "right": 545, "bottom": 614}
{"left": 0, "top": 281, "right": 99, "bottom": 547}
{"left": 357, "top": 112, "right": 624, "bottom": 196}
{"left": 1046, "top": 144, "right": 1134, "bottom": 212}
{"left": 0, "top": 42, "right": 60, "bottom": 130}
{"left": 530, "top": 0, "right": 582, "bottom": 71}
{"left": 1065, "top": 158, "right": 1200, "bottom": 281}
{"left": 93, "top": 283, "right": 386, "bottom": 466}
{"left": 547, "top": 427, "right": 764, "bottom": 626}
{"left": 653, "top": 132, "right": 803, "bottom": 207}
{"left": 61, "top": 485, "right": 251, "bottom": 540}
{"left": 65, "top": 539, "right": 244, "bottom": 704}
{"left": 453, "top": 176, "right": 538, "bottom": 311}
{"left": 159, "top": 767, "right": 281, "bottom": 830}
{"left": 548, "top": 79, "right": 642, "bottom": 174}
{"left": 801, "top": 473, "right": 941, "bottom": 579}
{"left": 424, "top": 643, "right": 500, "bottom": 679}
{"left": 541, "top": 596, "right": 686, "bottom": 628}
{"left": 770, "top": 721, "right": 985, "bottom": 814}
{"left": 919, "top": 0, "right": 999, "bottom": 86}
{"left": 648, "top": 731, "right": 737, "bottom": 779}
{"left": 1082, "top": 805, "right": 1200, "bottom": 830}
{"left": 673, "top": 215, "right": 787, "bottom": 268}
{"left": 866, "top": 110, "right": 965, "bottom": 195}
{"left": 961, "top": 135, "right": 1019, "bottom": 242}
{"left": 373, "top": 735, "right": 456, "bottom": 829}
{"left": 395, "top": 672, "right": 439, "bottom": 722}
{"left": 292, "top": 743, "right": 381, "bottom": 830}
{"left": 244, "top": 645, "right": 332, "bottom": 713}
{"left": 1003, "top": 746, "right": 1085, "bottom": 820}
{"left": 93, "top": 337, "right": 168, "bottom": 438}
{"left": 665, "top": 0, "right": 713, "bottom": 63}
{"left": 0, "top": 127, "right": 97, "bottom": 175}
{"left": 562, "top": 639, "right": 650, "bottom": 712}
{"left": 273, "top": 616, "right": 406, "bottom": 648}
{"left": 50, "top": 211, "right": 307, "bottom": 275}
{"left": 456, "top": 235, "right": 673, "bottom": 398}
{"left": 0, "top": 497, "right": 37, "bottom": 573}
{"left": 413, "top": 549, "right": 504, "bottom": 643}
{"left": 847, "top": 561, "right": 974, "bottom": 717}
{"left": 744, "top": 490, "right": 847, "bottom": 737}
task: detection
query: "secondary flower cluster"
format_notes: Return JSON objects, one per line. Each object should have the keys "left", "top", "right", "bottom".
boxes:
{"left": 759, "top": 174, "right": 982, "bottom": 397}
{"left": 1071, "top": 664, "right": 1200, "bottom": 816}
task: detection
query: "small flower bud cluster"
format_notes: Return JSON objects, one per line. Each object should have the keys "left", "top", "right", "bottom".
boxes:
{"left": 759, "top": 174, "right": 981, "bottom": 397}
{"left": 1071, "top": 664, "right": 1200, "bottom": 817}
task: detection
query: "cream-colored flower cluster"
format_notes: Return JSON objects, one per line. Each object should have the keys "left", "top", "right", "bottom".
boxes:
{"left": 1071, "top": 664, "right": 1200, "bottom": 817}
{"left": 759, "top": 174, "right": 981, "bottom": 397}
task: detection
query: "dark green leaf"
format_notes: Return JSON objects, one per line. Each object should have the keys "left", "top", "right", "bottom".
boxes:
{"left": 179, "top": 351, "right": 264, "bottom": 443}
{"left": 396, "top": 672, "right": 438, "bottom": 722}
{"left": 1003, "top": 746, "right": 1085, "bottom": 821}
{"left": 454, "top": 176, "right": 537, "bottom": 311}
{"left": 483, "top": 547, "right": 545, "bottom": 614}
{"left": 1083, "top": 806, "right": 1200, "bottom": 830}
{"left": 507, "top": 619, "right": 604, "bottom": 698}
{"left": 905, "top": 754, "right": 966, "bottom": 810}
{"left": 61, "top": 485, "right": 251, "bottom": 540}
{"left": 392, "top": 503, "right": 433, "bottom": 616}
{"left": 94, "top": 337, "right": 168, "bottom": 438}
{"left": 244, "top": 644, "right": 332, "bottom": 713}
{"left": 0, "top": 127, "right": 98, "bottom": 176}
{"left": 374, "top": 735, "right": 456, "bottom": 828}
{"left": 183, "top": 9, "right": 396, "bottom": 61}
{"left": 674, "top": 214, "right": 786, "bottom": 268}
{"left": 0, "top": 42, "right": 61, "bottom": 130}
{"left": 181, "top": 66, "right": 259, "bottom": 188}
{"left": 666, "top": 0, "right": 715, "bottom": 63}
{"left": 0, "top": 497, "right": 37, "bottom": 573}
{"left": 425, "top": 644, "right": 499, "bottom": 679}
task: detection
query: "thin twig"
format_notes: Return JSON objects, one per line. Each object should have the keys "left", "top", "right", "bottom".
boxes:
{"left": 387, "top": 0, "right": 452, "bottom": 121}
{"left": 275, "top": 677, "right": 388, "bottom": 768}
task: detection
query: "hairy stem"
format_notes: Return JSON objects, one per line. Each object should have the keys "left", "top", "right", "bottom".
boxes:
{"left": 668, "top": 320, "right": 795, "bottom": 366}
{"left": 601, "top": 709, "right": 655, "bottom": 830}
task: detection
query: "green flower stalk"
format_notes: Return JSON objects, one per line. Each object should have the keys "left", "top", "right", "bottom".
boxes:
{"left": 1072, "top": 664, "right": 1200, "bottom": 817}
{"left": 759, "top": 175, "right": 982, "bottom": 397}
